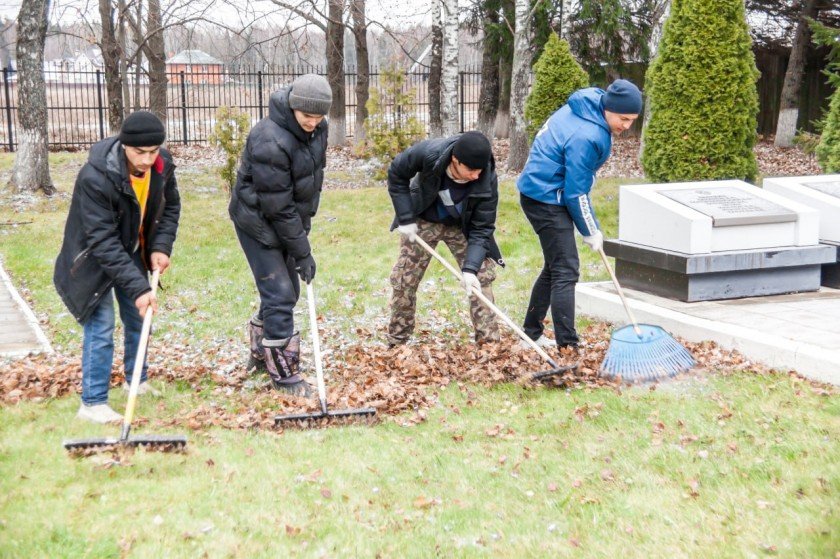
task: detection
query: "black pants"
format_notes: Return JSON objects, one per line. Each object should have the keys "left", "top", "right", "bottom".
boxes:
{"left": 235, "top": 224, "right": 300, "bottom": 340}
{"left": 520, "top": 194, "right": 580, "bottom": 347}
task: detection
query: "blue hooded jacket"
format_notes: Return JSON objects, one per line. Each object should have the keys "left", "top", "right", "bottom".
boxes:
{"left": 516, "top": 87, "right": 611, "bottom": 237}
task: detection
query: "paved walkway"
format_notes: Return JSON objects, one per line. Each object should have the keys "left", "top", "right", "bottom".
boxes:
{"left": 577, "top": 282, "right": 840, "bottom": 386}
{"left": 0, "top": 259, "right": 52, "bottom": 358}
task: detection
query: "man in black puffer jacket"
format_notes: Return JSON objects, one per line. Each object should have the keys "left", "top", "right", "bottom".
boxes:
{"left": 387, "top": 131, "right": 503, "bottom": 346}
{"left": 54, "top": 111, "right": 180, "bottom": 424}
{"left": 229, "top": 74, "right": 331, "bottom": 397}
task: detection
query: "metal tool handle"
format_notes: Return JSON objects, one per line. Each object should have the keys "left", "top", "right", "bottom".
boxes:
{"left": 120, "top": 268, "right": 160, "bottom": 441}
{"left": 597, "top": 246, "right": 642, "bottom": 337}
{"left": 306, "top": 281, "right": 329, "bottom": 415}
{"left": 414, "top": 236, "right": 558, "bottom": 368}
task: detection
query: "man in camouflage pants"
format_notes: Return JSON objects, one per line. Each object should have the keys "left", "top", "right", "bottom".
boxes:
{"left": 387, "top": 132, "right": 504, "bottom": 346}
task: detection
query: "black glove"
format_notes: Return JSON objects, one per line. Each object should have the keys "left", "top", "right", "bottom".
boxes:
{"left": 295, "top": 253, "right": 317, "bottom": 283}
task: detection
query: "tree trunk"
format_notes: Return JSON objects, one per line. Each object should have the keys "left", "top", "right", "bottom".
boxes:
{"left": 10, "top": 0, "right": 54, "bottom": 195}
{"left": 144, "top": 0, "right": 167, "bottom": 125}
{"left": 132, "top": 0, "right": 143, "bottom": 112}
{"left": 326, "top": 0, "right": 346, "bottom": 146}
{"left": 441, "top": 0, "right": 459, "bottom": 135}
{"left": 494, "top": 0, "right": 514, "bottom": 138}
{"left": 118, "top": 0, "right": 130, "bottom": 113}
{"left": 429, "top": 0, "right": 443, "bottom": 137}
{"left": 774, "top": 0, "right": 819, "bottom": 147}
{"left": 99, "top": 0, "right": 124, "bottom": 133}
{"left": 507, "top": 0, "right": 532, "bottom": 171}
{"left": 351, "top": 0, "right": 369, "bottom": 143}
{"left": 476, "top": 5, "right": 500, "bottom": 138}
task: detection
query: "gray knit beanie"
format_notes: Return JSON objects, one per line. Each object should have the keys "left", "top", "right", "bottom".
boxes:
{"left": 288, "top": 74, "right": 333, "bottom": 115}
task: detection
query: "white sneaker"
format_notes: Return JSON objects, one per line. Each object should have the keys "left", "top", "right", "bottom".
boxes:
{"left": 122, "top": 381, "right": 161, "bottom": 397}
{"left": 519, "top": 335, "right": 555, "bottom": 350}
{"left": 77, "top": 403, "right": 124, "bottom": 424}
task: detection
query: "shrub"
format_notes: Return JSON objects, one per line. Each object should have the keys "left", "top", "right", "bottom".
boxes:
{"left": 363, "top": 65, "right": 425, "bottom": 179}
{"left": 209, "top": 106, "right": 251, "bottom": 195}
{"left": 816, "top": 89, "right": 840, "bottom": 172}
{"left": 641, "top": 0, "right": 759, "bottom": 182}
{"left": 524, "top": 33, "right": 589, "bottom": 141}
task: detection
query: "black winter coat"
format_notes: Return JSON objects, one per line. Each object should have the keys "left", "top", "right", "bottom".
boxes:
{"left": 388, "top": 136, "right": 504, "bottom": 273}
{"left": 54, "top": 137, "right": 181, "bottom": 323}
{"left": 228, "top": 87, "right": 328, "bottom": 259}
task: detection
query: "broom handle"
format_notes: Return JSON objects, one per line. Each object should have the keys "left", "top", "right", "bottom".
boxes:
{"left": 121, "top": 268, "right": 160, "bottom": 441}
{"left": 306, "top": 281, "right": 329, "bottom": 415}
{"left": 597, "top": 247, "right": 643, "bottom": 337}
{"left": 414, "top": 236, "right": 558, "bottom": 368}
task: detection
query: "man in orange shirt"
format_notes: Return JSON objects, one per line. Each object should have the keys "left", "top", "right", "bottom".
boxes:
{"left": 54, "top": 111, "right": 181, "bottom": 424}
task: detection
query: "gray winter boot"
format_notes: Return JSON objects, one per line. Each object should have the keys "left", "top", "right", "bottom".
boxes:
{"left": 247, "top": 315, "right": 266, "bottom": 373}
{"left": 263, "top": 333, "right": 314, "bottom": 398}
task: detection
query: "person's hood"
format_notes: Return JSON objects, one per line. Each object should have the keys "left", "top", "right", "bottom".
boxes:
{"left": 567, "top": 87, "right": 610, "bottom": 133}
{"left": 86, "top": 136, "right": 131, "bottom": 190}
{"left": 268, "top": 86, "right": 327, "bottom": 143}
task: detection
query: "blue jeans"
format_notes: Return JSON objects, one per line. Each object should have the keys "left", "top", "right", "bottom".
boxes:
{"left": 520, "top": 194, "right": 581, "bottom": 347}
{"left": 81, "top": 282, "right": 147, "bottom": 405}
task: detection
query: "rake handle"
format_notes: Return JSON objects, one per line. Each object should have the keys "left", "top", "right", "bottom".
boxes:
{"left": 306, "top": 281, "right": 329, "bottom": 415}
{"left": 121, "top": 268, "right": 160, "bottom": 441}
{"left": 414, "top": 236, "right": 558, "bottom": 368}
{"left": 597, "top": 246, "right": 642, "bottom": 337}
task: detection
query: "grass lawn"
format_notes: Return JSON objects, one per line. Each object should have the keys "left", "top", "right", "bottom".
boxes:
{"left": 0, "top": 152, "right": 838, "bottom": 558}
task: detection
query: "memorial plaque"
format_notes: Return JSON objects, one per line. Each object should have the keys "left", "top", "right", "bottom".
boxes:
{"left": 660, "top": 187, "right": 798, "bottom": 227}
{"left": 803, "top": 180, "right": 840, "bottom": 199}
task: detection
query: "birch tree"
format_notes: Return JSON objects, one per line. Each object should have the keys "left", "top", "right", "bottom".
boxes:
{"left": 428, "top": 0, "right": 443, "bottom": 137}
{"left": 441, "top": 0, "right": 459, "bottom": 135}
{"left": 507, "top": 0, "right": 534, "bottom": 171}
{"left": 775, "top": 0, "right": 820, "bottom": 147}
{"left": 326, "top": 0, "right": 346, "bottom": 145}
{"left": 350, "top": 0, "right": 369, "bottom": 142}
{"left": 10, "top": 0, "right": 54, "bottom": 195}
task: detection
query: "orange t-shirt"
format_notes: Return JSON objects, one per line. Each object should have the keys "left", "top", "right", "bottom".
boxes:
{"left": 130, "top": 171, "right": 150, "bottom": 226}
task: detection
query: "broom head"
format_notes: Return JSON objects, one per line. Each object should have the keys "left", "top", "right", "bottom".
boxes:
{"left": 600, "top": 324, "right": 694, "bottom": 382}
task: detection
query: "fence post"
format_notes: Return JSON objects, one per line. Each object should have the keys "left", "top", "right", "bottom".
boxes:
{"left": 96, "top": 70, "right": 105, "bottom": 139}
{"left": 3, "top": 67, "right": 13, "bottom": 152}
{"left": 258, "top": 71, "right": 264, "bottom": 120}
{"left": 180, "top": 72, "right": 188, "bottom": 144}
{"left": 459, "top": 71, "right": 465, "bottom": 133}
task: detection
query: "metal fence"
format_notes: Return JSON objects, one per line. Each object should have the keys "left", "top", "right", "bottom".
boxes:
{"left": 0, "top": 65, "right": 483, "bottom": 151}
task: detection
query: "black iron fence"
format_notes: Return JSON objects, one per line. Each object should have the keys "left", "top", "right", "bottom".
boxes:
{"left": 0, "top": 65, "right": 483, "bottom": 151}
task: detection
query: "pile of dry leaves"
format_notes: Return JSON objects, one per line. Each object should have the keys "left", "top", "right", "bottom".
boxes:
{"left": 0, "top": 322, "right": 810, "bottom": 433}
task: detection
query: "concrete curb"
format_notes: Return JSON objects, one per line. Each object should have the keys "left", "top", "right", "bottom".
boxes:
{"left": 576, "top": 282, "right": 840, "bottom": 386}
{"left": 0, "top": 258, "right": 53, "bottom": 357}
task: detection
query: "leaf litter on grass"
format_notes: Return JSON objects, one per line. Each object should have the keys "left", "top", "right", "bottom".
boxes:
{"left": 1, "top": 321, "right": 835, "bottom": 432}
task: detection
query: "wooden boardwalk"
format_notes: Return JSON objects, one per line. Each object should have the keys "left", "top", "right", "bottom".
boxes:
{"left": 0, "top": 260, "right": 52, "bottom": 358}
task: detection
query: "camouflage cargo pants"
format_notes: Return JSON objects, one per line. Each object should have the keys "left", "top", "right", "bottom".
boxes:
{"left": 388, "top": 219, "right": 500, "bottom": 345}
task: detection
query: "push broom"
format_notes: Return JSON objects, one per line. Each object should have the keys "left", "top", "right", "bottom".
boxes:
{"left": 414, "top": 237, "right": 576, "bottom": 382}
{"left": 64, "top": 270, "right": 187, "bottom": 454}
{"left": 597, "top": 247, "right": 695, "bottom": 381}
{"left": 274, "top": 280, "right": 376, "bottom": 428}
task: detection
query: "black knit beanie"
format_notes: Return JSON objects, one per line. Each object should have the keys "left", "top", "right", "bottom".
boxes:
{"left": 602, "top": 79, "right": 643, "bottom": 115}
{"left": 119, "top": 111, "right": 166, "bottom": 147}
{"left": 452, "top": 131, "right": 492, "bottom": 170}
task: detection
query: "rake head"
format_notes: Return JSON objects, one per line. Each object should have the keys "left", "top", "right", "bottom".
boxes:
{"left": 64, "top": 434, "right": 188, "bottom": 456}
{"left": 600, "top": 324, "right": 695, "bottom": 382}
{"left": 274, "top": 407, "right": 377, "bottom": 430}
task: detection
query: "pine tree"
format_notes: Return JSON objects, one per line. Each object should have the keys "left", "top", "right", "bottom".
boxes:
{"left": 641, "top": 0, "right": 759, "bottom": 182}
{"left": 524, "top": 33, "right": 589, "bottom": 141}
{"left": 812, "top": 21, "right": 840, "bottom": 172}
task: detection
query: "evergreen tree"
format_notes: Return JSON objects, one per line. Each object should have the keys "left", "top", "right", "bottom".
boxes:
{"left": 641, "top": 0, "right": 760, "bottom": 182}
{"left": 524, "top": 33, "right": 589, "bottom": 140}
{"left": 811, "top": 21, "right": 840, "bottom": 172}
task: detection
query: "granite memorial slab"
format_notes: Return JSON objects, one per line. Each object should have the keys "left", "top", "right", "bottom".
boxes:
{"left": 763, "top": 174, "right": 840, "bottom": 287}
{"left": 619, "top": 180, "right": 819, "bottom": 254}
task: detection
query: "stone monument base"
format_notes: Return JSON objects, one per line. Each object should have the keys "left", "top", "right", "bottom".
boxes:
{"left": 822, "top": 241, "right": 840, "bottom": 289}
{"left": 603, "top": 240, "right": 837, "bottom": 302}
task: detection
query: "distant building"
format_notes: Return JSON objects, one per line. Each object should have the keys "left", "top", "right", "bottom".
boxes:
{"left": 44, "top": 47, "right": 104, "bottom": 83}
{"left": 166, "top": 50, "right": 224, "bottom": 84}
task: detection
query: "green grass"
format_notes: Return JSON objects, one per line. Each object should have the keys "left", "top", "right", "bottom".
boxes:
{"left": 0, "top": 153, "right": 838, "bottom": 557}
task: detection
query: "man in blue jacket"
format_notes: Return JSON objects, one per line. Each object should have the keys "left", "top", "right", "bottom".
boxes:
{"left": 517, "top": 79, "right": 642, "bottom": 351}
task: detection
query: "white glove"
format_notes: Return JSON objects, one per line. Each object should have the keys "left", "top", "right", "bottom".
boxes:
{"left": 397, "top": 223, "right": 418, "bottom": 242}
{"left": 582, "top": 230, "right": 604, "bottom": 252}
{"left": 461, "top": 271, "right": 480, "bottom": 296}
